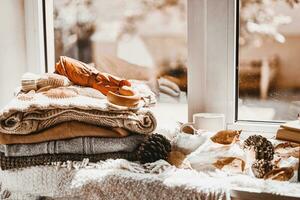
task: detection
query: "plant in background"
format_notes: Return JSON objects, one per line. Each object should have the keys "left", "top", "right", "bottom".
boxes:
{"left": 240, "top": 0, "right": 299, "bottom": 47}
{"left": 118, "top": 0, "right": 186, "bottom": 38}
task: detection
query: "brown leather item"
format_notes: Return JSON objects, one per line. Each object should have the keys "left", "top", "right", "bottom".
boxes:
{"left": 0, "top": 121, "right": 129, "bottom": 145}
{"left": 55, "top": 56, "right": 131, "bottom": 96}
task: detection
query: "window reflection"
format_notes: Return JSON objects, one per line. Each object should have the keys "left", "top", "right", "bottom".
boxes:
{"left": 238, "top": 0, "right": 300, "bottom": 121}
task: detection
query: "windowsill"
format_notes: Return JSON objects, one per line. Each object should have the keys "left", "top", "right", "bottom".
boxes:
{"left": 173, "top": 119, "right": 299, "bottom": 200}
{"left": 151, "top": 93, "right": 188, "bottom": 131}
{"left": 231, "top": 131, "right": 299, "bottom": 200}
{"left": 1, "top": 116, "right": 298, "bottom": 198}
{"left": 228, "top": 121, "right": 281, "bottom": 134}
{"left": 231, "top": 189, "right": 300, "bottom": 200}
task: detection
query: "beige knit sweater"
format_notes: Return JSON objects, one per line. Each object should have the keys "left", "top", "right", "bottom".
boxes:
{"left": 0, "top": 73, "right": 157, "bottom": 135}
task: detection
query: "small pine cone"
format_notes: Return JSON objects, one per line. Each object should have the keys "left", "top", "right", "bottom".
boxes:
{"left": 136, "top": 134, "right": 171, "bottom": 164}
{"left": 251, "top": 159, "right": 275, "bottom": 178}
{"left": 243, "top": 135, "right": 274, "bottom": 161}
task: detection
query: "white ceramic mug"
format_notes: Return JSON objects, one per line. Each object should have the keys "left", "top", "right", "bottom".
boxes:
{"left": 180, "top": 113, "right": 225, "bottom": 133}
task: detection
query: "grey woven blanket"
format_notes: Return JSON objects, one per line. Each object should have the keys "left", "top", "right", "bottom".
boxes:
{"left": 0, "top": 134, "right": 145, "bottom": 157}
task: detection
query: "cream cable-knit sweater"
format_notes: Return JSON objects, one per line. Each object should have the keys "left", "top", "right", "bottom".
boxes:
{"left": 0, "top": 77, "right": 157, "bottom": 135}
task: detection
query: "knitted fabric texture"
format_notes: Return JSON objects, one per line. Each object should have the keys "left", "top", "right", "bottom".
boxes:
{"left": 0, "top": 152, "right": 137, "bottom": 170}
{"left": 0, "top": 121, "right": 130, "bottom": 145}
{"left": 0, "top": 159, "right": 231, "bottom": 200}
{"left": 21, "top": 73, "right": 73, "bottom": 92}
{"left": 0, "top": 85, "right": 156, "bottom": 135}
{"left": 20, "top": 73, "right": 156, "bottom": 106}
{"left": 0, "top": 134, "right": 145, "bottom": 157}
{"left": 0, "top": 159, "right": 299, "bottom": 199}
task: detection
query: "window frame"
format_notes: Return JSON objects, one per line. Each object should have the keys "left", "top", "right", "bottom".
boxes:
{"left": 24, "top": 0, "right": 46, "bottom": 73}
{"left": 31, "top": 0, "right": 281, "bottom": 133}
{"left": 43, "top": 0, "right": 55, "bottom": 73}
{"left": 24, "top": 0, "right": 54, "bottom": 73}
{"left": 188, "top": 0, "right": 280, "bottom": 133}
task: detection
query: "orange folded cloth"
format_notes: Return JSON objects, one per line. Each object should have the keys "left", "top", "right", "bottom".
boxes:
{"left": 0, "top": 121, "right": 129, "bottom": 145}
{"left": 55, "top": 56, "right": 131, "bottom": 96}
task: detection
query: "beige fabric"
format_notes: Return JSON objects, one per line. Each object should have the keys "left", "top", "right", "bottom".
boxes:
{"left": 0, "top": 80, "right": 156, "bottom": 135}
{"left": 0, "top": 121, "right": 129, "bottom": 145}
{"left": 21, "top": 73, "right": 73, "bottom": 92}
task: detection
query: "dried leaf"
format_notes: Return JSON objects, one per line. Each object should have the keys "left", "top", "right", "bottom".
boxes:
{"left": 181, "top": 125, "right": 195, "bottom": 134}
{"left": 210, "top": 130, "right": 242, "bottom": 145}
{"left": 275, "top": 142, "right": 300, "bottom": 158}
{"left": 275, "top": 142, "right": 300, "bottom": 150}
{"left": 167, "top": 150, "right": 186, "bottom": 167}
{"left": 213, "top": 157, "right": 245, "bottom": 172}
{"left": 264, "top": 167, "right": 294, "bottom": 181}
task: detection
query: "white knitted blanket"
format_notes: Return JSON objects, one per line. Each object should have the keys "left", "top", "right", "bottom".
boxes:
{"left": 1, "top": 159, "right": 300, "bottom": 200}
{"left": 0, "top": 159, "right": 228, "bottom": 200}
{"left": 0, "top": 128, "right": 299, "bottom": 199}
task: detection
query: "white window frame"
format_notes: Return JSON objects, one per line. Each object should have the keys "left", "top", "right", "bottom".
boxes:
{"left": 27, "top": 0, "right": 281, "bottom": 133}
{"left": 188, "top": 0, "right": 280, "bottom": 133}
{"left": 24, "top": 0, "right": 54, "bottom": 73}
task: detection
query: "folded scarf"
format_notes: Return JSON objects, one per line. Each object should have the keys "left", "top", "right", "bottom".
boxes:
{"left": 0, "top": 121, "right": 130, "bottom": 145}
{"left": 0, "top": 152, "right": 137, "bottom": 170}
{"left": 0, "top": 134, "right": 145, "bottom": 157}
{"left": 0, "top": 84, "right": 156, "bottom": 135}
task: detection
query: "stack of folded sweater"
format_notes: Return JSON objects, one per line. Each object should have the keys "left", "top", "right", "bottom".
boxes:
{"left": 0, "top": 73, "right": 168, "bottom": 170}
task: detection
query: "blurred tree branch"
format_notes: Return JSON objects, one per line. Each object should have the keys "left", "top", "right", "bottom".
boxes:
{"left": 240, "top": 0, "right": 299, "bottom": 47}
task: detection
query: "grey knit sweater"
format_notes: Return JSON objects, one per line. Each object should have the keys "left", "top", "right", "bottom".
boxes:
{"left": 0, "top": 134, "right": 145, "bottom": 157}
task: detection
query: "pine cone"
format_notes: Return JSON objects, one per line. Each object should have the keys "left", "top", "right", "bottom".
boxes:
{"left": 251, "top": 159, "right": 275, "bottom": 178}
{"left": 243, "top": 135, "right": 274, "bottom": 161}
{"left": 136, "top": 134, "right": 171, "bottom": 164}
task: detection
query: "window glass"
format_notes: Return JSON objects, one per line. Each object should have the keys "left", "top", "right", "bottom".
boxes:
{"left": 53, "top": 0, "right": 188, "bottom": 127}
{"left": 238, "top": 0, "right": 300, "bottom": 121}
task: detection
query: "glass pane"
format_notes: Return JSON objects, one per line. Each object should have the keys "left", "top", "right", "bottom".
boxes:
{"left": 53, "top": 0, "right": 188, "bottom": 128}
{"left": 238, "top": 0, "right": 300, "bottom": 121}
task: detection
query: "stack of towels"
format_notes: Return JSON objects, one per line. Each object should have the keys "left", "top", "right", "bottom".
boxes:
{"left": 0, "top": 73, "right": 157, "bottom": 170}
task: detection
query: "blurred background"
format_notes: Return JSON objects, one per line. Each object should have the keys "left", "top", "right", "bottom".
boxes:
{"left": 238, "top": 0, "right": 300, "bottom": 121}
{"left": 53, "top": 0, "right": 188, "bottom": 127}
{"left": 1, "top": 0, "right": 299, "bottom": 123}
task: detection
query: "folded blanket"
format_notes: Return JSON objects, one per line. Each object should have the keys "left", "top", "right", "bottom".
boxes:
{"left": 0, "top": 121, "right": 130, "bottom": 145}
{"left": 0, "top": 134, "right": 145, "bottom": 157}
{"left": 0, "top": 85, "right": 156, "bottom": 135}
{"left": 0, "top": 152, "right": 137, "bottom": 170}
{"left": 20, "top": 73, "right": 156, "bottom": 106}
